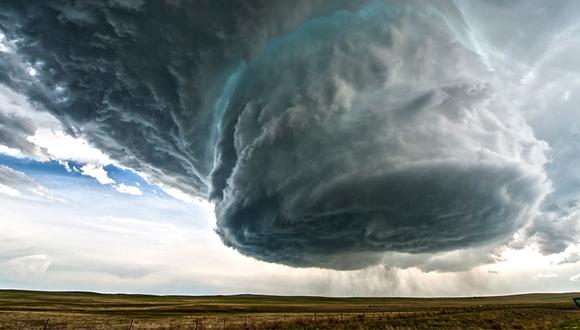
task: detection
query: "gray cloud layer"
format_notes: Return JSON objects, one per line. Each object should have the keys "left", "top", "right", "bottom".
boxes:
{"left": 0, "top": 0, "right": 575, "bottom": 270}
{"left": 0, "top": 110, "right": 37, "bottom": 156}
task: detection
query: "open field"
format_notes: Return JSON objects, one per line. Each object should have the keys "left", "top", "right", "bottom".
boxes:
{"left": 0, "top": 290, "right": 579, "bottom": 329}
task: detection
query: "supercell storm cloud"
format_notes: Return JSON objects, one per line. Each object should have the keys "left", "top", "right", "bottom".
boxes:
{"left": 0, "top": 0, "right": 578, "bottom": 270}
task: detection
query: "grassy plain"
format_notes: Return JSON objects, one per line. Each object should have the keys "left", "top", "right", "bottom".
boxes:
{"left": 0, "top": 290, "right": 579, "bottom": 329}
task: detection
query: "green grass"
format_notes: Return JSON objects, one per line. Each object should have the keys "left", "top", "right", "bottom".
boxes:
{"left": 557, "top": 319, "right": 580, "bottom": 329}
{"left": 0, "top": 290, "right": 578, "bottom": 329}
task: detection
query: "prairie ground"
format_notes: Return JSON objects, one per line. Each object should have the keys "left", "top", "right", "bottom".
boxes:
{"left": 0, "top": 290, "right": 578, "bottom": 329}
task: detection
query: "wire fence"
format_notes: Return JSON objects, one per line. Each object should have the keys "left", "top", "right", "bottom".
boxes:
{"left": 0, "top": 310, "right": 470, "bottom": 329}
{"left": 0, "top": 307, "right": 532, "bottom": 330}
{"left": 1, "top": 304, "right": 578, "bottom": 329}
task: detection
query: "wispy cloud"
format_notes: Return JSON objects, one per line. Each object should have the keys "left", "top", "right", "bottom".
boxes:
{"left": 533, "top": 273, "right": 558, "bottom": 280}
{"left": 0, "top": 165, "right": 63, "bottom": 201}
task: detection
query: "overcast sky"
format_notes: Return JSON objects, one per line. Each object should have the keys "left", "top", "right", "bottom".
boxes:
{"left": 0, "top": 0, "right": 579, "bottom": 296}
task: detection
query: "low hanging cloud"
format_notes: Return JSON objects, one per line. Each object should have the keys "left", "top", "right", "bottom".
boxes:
{"left": 213, "top": 3, "right": 548, "bottom": 269}
{"left": 0, "top": 0, "right": 577, "bottom": 270}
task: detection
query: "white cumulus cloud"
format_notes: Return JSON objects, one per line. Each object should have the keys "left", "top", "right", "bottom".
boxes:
{"left": 80, "top": 163, "right": 115, "bottom": 185}
{"left": 115, "top": 183, "right": 143, "bottom": 196}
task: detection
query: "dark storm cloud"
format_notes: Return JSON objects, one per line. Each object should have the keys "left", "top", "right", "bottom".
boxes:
{"left": 0, "top": 0, "right": 554, "bottom": 269}
{"left": 212, "top": 2, "right": 548, "bottom": 268}
{"left": 0, "top": 0, "right": 364, "bottom": 197}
